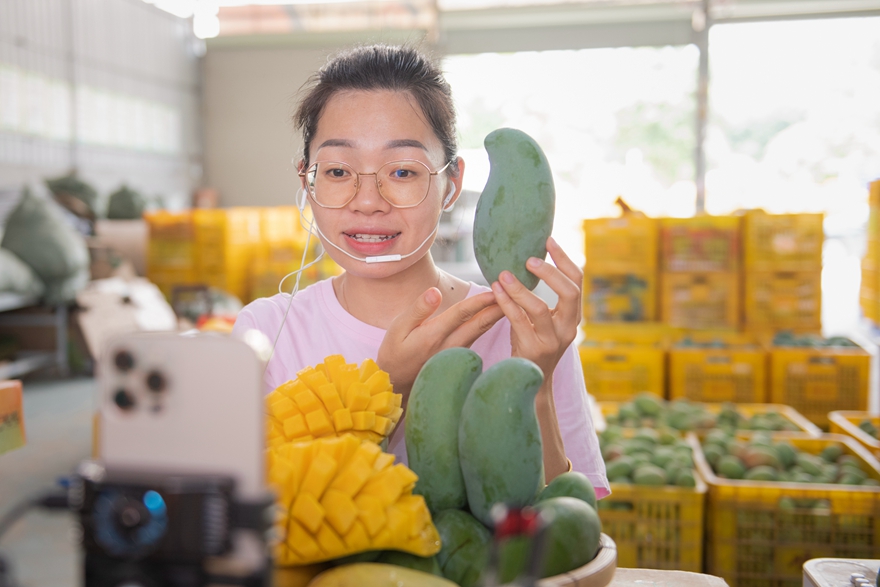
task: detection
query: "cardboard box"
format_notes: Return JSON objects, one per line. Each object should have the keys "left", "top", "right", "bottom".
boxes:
{"left": 0, "top": 379, "right": 25, "bottom": 454}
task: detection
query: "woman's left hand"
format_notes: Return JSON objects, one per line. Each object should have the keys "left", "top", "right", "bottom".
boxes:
{"left": 491, "top": 236, "right": 583, "bottom": 379}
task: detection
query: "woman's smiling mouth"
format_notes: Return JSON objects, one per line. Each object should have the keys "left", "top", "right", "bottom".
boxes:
{"left": 344, "top": 232, "right": 401, "bottom": 243}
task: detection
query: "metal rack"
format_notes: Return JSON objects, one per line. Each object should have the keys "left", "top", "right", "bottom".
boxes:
{"left": 0, "top": 292, "right": 69, "bottom": 379}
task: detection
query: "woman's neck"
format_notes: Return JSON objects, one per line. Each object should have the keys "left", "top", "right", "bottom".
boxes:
{"left": 332, "top": 255, "right": 467, "bottom": 329}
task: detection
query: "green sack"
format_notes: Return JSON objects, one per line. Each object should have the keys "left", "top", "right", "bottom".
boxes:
{"left": 0, "top": 248, "right": 45, "bottom": 298}
{"left": 106, "top": 185, "right": 146, "bottom": 220}
{"left": 45, "top": 172, "right": 98, "bottom": 216}
{"left": 1, "top": 189, "right": 89, "bottom": 303}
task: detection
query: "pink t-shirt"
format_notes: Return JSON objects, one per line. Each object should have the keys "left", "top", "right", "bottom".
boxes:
{"left": 233, "top": 278, "right": 609, "bottom": 498}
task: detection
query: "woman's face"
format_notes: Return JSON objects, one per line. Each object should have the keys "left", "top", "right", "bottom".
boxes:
{"left": 304, "top": 89, "right": 461, "bottom": 278}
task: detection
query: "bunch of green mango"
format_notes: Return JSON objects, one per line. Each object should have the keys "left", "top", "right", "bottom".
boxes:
{"left": 605, "top": 392, "right": 715, "bottom": 431}
{"left": 772, "top": 332, "right": 859, "bottom": 348}
{"left": 606, "top": 392, "right": 800, "bottom": 433}
{"left": 701, "top": 430, "right": 880, "bottom": 487}
{"left": 359, "top": 348, "right": 606, "bottom": 587}
{"left": 598, "top": 425, "right": 698, "bottom": 489}
{"left": 858, "top": 418, "right": 879, "bottom": 440}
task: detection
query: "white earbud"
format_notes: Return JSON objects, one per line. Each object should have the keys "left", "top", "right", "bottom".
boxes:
{"left": 442, "top": 184, "right": 457, "bottom": 211}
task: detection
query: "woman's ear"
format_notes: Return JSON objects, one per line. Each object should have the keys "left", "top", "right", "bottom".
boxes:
{"left": 443, "top": 157, "right": 466, "bottom": 212}
{"left": 295, "top": 158, "right": 310, "bottom": 210}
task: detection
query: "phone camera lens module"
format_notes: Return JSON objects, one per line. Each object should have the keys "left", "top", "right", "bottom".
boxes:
{"left": 146, "top": 371, "right": 166, "bottom": 393}
{"left": 114, "top": 350, "right": 135, "bottom": 372}
{"left": 114, "top": 389, "right": 136, "bottom": 410}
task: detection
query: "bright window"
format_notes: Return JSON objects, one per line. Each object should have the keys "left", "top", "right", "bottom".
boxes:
{"left": 706, "top": 17, "right": 880, "bottom": 333}
{"left": 444, "top": 46, "right": 699, "bottom": 266}
{"left": 706, "top": 17, "right": 880, "bottom": 230}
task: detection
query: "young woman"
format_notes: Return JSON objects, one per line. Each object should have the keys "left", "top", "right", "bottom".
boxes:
{"left": 233, "top": 44, "right": 608, "bottom": 494}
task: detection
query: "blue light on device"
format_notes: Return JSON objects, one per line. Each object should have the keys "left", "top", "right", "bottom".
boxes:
{"left": 143, "top": 490, "right": 166, "bottom": 514}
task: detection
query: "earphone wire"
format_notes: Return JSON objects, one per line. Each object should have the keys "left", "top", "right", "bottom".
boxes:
{"left": 265, "top": 187, "right": 321, "bottom": 372}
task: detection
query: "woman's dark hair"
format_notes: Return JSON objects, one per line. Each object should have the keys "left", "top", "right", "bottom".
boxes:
{"left": 294, "top": 44, "right": 458, "bottom": 176}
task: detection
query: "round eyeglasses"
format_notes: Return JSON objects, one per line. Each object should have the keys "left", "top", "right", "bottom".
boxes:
{"left": 299, "top": 159, "right": 452, "bottom": 209}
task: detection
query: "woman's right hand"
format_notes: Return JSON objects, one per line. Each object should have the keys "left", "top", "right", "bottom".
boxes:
{"left": 377, "top": 288, "right": 503, "bottom": 400}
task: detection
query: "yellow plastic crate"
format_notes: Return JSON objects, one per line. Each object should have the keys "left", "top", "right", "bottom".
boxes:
{"left": 249, "top": 242, "right": 317, "bottom": 300}
{"left": 862, "top": 260, "right": 879, "bottom": 324}
{"left": 147, "top": 268, "right": 199, "bottom": 299}
{"left": 600, "top": 402, "right": 821, "bottom": 436}
{"left": 691, "top": 432, "right": 880, "bottom": 587}
{"left": 192, "top": 208, "right": 262, "bottom": 301}
{"left": 578, "top": 343, "right": 665, "bottom": 401}
{"left": 145, "top": 209, "right": 194, "bottom": 240}
{"left": 599, "top": 477, "right": 707, "bottom": 572}
{"left": 661, "top": 271, "right": 740, "bottom": 330}
{"left": 193, "top": 208, "right": 261, "bottom": 247}
{"left": 668, "top": 341, "right": 766, "bottom": 404}
{"left": 829, "top": 411, "right": 880, "bottom": 461}
{"left": 249, "top": 243, "right": 341, "bottom": 301}
{"left": 769, "top": 342, "right": 871, "bottom": 429}
{"left": 261, "top": 206, "right": 304, "bottom": 243}
{"left": 861, "top": 293, "right": 879, "bottom": 325}
{"left": 583, "top": 216, "right": 658, "bottom": 272}
{"left": 145, "top": 210, "right": 195, "bottom": 272}
{"left": 744, "top": 271, "right": 821, "bottom": 333}
{"left": 743, "top": 211, "right": 823, "bottom": 272}
{"left": 661, "top": 215, "right": 741, "bottom": 272}
{"left": 583, "top": 269, "right": 657, "bottom": 323}
{"left": 862, "top": 260, "right": 878, "bottom": 291}
{"left": 580, "top": 322, "right": 681, "bottom": 346}
{"left": 866, "top": 240, "right": 879, "bottom": 268}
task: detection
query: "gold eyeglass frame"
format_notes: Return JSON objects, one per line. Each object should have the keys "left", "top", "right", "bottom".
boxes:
{"left": 298, "top": 159, "right": 452, "bottom": 209}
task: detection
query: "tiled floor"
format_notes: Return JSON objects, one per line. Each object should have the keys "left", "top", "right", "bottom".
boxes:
{"left": 0, "top": 376, "right": 94, "bottom": 587}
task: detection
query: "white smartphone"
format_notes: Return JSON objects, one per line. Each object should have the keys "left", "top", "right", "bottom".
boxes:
{"left": 98, "top": 331, "right": 264, "bottom": 500}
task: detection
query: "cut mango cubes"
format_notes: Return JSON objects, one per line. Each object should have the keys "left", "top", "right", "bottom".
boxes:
{"left": 267, "top": 356, "right": 402, "bottom": 447}
{"left": 268, "top": 434, "right": 441, "bottom": 565}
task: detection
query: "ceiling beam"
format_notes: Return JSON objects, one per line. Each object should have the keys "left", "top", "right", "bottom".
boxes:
{"left": 208, "top": 0, "right": 880, "bottom": 52}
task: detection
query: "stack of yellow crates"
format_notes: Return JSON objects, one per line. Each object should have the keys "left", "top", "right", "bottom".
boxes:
{"left": 742, "top": 209, "right": 823, "bottom": 333}
{"left": 580, "top": 218, "right": 666, "bottom": 400}
{"left": 145, "top": 210, "right": 197, "bottom": 298}
{"left": 146, "top": 207, "right": 341, "bottom": 304}
{"left": 193, "top": 208, "right": 262, "bottom": 303}
{"left": 582, "top": 216, "right": 658, "bottom": 323}
{"left": 659, "top": 216, "right": 741, "bottom": 330}
{"left": 861, "top": 179, "right": 880, "bottom": 325}
{"left": 249, "top": 207, "right": 335, "bottom": 299}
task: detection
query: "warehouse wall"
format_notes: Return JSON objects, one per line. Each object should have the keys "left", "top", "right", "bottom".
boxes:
{"left": 202, "top": 33, "right": 428, "bottom": 208}
{"left": 202, "top": 47, "right": 329, "bottom": 208}
{"left": 0, "top": 0, "right": 202, "bottom": 211}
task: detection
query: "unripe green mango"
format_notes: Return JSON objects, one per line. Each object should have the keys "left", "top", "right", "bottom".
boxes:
{"left": 458, "top": 357, "right": 545, "bottom": 527}
{"left": 433, "top": 509, "right": 492, "bottom": 587}
{"left": 473, "top": 128, "right": 555, "bottom": 291}
{"left": 406, "top": 348, "right": 483, "bottom": 512}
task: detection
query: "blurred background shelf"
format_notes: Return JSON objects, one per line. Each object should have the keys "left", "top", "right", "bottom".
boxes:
{"left": 0, "top": 350, "right": 57, "bottom": 380}
{"left": 0, "top": 301, "right": 69, "bottom": 379}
